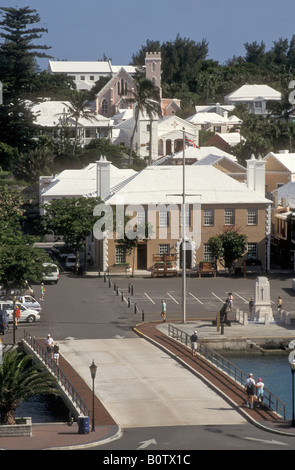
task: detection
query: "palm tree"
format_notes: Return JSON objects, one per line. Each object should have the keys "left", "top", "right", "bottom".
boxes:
{"left": 63, "top": 91, "right": 98, "bottom": 156}
{"left": 0, "top": 349, "right": 60, "bottom": 425}
{"left": 127, "top": 77, "right": 162, "bottom": 166}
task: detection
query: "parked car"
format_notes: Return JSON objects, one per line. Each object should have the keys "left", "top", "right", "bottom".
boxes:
{"left": 65, "top": 255, "right": 79, "bottom": 270}
{"left": 0, "top": 301, "right": 40, "bottom": 323}
{"left": 3, "top": 295, "right": 41, "bottom": 312}
{"left": 42, "top": 263, "right": 60, "bottom": 284}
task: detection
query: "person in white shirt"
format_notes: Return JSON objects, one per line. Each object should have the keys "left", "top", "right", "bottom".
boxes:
{"left": 45, "top": 334, "right": 54, "bottom": 357}
{"left": 256, "top": 378, "right": 264, "bottom": 407}
{"left": 245, "top": 373, "right": 256, "bottom": 409}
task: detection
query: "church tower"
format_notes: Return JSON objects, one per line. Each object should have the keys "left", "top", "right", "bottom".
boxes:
{"left": 145, "top": 52, "right": 162, "bottom": 98}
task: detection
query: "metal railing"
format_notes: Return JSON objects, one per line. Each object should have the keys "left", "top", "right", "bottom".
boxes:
{"left": 168, "top": 324, "right": 287, "bottom": 420}
{"left": 23, "top": 330, "right": 90, "bottom": 418}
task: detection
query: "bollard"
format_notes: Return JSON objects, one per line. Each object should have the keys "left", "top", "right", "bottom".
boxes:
{"left": 131, "top": 285, "right": 133, "bottom": 296}
{"left": 114, "top": 283, "right": 116, "bottom": 292}
{"left": 128, "top": 298, "right": 130, "bottom": 307}
{"left": 116, "top": 286, "right": 119, "bottom": 296}
{"left": 104, "top": 273, "right": 106, "bottom": 282}
{"left": 128, "top": 283, "right": 130, "bottom": 293}
{"left": 142, "top": 310, "right": 144, "bottom": 322}
{"left": 221, "top": 323, "right": 224, "bottom": 335}
{"left": 121, "top": 291, "right": 124, "bottom": 302}
{"left": 108, "top": 278, "right": 111, "bottom": 288}
{"left": 134, "top": 303, "right": 137, "bottom": 314}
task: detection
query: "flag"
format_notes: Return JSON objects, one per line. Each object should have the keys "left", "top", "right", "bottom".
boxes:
{"left": 185, "top": 135, "right": 200, "bottom": 149}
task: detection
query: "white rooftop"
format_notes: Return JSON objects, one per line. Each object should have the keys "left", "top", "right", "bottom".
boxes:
{"left": 41, "top": 163, "right": 136, "bottom": 198}
{"left": 48, "top": 60, "right": 137, "bottom": 75}
{"left": 106, "top": 165, "right": 270, "bottom": 205}
{"left": 265, "top": 151, "right": 295, "bottom": 173}
{"left": 31, "top": 101, "right": 110, "bottom": 128}
{"left": 225, "top": 84, "right": 281, "bottom": 102}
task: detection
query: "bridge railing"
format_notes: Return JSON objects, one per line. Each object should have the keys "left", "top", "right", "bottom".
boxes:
{"left": 168, "top": 323, "right": 286, "bottom": 420}
{"left": 23, "top": 330, "right": 90, "bottom": 418}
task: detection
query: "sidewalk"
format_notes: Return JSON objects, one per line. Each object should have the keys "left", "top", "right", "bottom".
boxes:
{"left": 1, "top": 319, "right": 295, "bottom": 450}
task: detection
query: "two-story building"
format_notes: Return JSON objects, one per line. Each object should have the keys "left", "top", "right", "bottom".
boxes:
{"left": 224, "top": 84, "right": 281, "bottom": 116}
{"left": 94, "top": 155, "right": 272, "bottom": 273}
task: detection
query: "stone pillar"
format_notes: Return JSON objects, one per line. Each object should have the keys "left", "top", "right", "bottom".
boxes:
{"left": 252, "top": 276, "right": 274, "bottom": 324}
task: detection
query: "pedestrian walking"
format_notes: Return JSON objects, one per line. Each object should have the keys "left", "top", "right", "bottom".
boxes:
{"left": 190, "top": 330, "right": 198, "bottom": 356}
{"left": 277, "top": 296, "right": 283, "bottom": 315}
{"left": 45, "top": 334, "right": 54, "bottom": 357}
{"left": 161, "top": 300, "right": 167, "bottom": 322}
{"left": 256, "top": 378, "right": 264, "bottom": 407}
{"left": 53, "top": 343, "right": 60, "bottom": 365}
{"left": 245, "top": 373, "right": 256, "bottom": 409}
{"left": 227, "top": 292, "right": 234, "bottom": 312}
{"left": 249, "top": 297, "right": 254, "bottom": 315}
{"left": 40, "top": 282, "right": 46, "bottom": 301}
{"left": 14, "top": 304, "right": 20, "bottom": 328}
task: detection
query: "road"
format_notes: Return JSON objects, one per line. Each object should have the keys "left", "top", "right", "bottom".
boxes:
{"left": 3, "top": 270, "right": 295, "bottom": 450}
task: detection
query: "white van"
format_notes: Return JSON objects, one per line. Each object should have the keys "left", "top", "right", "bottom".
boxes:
{"left": 65, "top": 255, "right": 79, "bottom": 270}
{"left": 42, "top": 263, "right": 60, "bottom": 284}
{"left": 0, "top": 301, "right": 40, "bottom": 323}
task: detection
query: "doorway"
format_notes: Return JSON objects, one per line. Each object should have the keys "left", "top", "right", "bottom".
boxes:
{"left": 137, "top": 244, "right": 147, "bottom": 270}
{"left": 179, "top": 241, "right": 192, "bottom": 269}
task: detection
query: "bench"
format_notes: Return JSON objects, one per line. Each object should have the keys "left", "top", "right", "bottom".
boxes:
{"left": 151, "top": 254, "right": 178, "bottom": 278}
{"left": 151, "top": 265, "right": 178, "bottom": 278}
{"left": 196, "top": 262, "right": 216, "bottom": 278}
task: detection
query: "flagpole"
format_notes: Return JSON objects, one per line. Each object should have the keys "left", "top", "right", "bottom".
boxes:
{"left": 182, "top": 129, "right": 186, "bottom": 324}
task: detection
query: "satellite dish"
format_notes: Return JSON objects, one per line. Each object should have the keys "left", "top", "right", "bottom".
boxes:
{"left": 288, "top": 350, "right": 295, "bottom": 365}
{"left": 289, "top": 339, "right": 295, "bottom": 350}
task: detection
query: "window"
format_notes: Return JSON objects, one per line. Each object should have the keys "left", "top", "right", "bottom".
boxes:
{"left": 159, "top": 244, "right": 170, "bottom": 255}
{"left": 247, "top": 243, "right": 257, "bottom": 259}
{"left": 224, "top": 209, "right": 235, "bottom": 225}
{"left": 204, "top": 244, "right": 213, "bottom": 262}
{"left": 115, "top": 246, "right": 126, "bottom": 264}
{"left": 90, "top": 76, "right": 94, "bottom": 81}
{"left": 102, "top": 99, "right": 108, "bottom": 115}
{"left": 137, "top": 210, "right": 146, "bottom": 225}
{"left": 159, "top": 210, "right": 169, "bottom": 227}
{"left": 247, "top": 209, "right": 257, "bottom": 225}
{"left": 80, "top": 76, "right": 85, "bottom": 80}
{"left": 204, "top": 209, "right": 214, "bottom": 226}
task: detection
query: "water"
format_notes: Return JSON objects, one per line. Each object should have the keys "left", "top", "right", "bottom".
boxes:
{"left": 227, "top": 354, "right": 293, "bottom": 419}
{"left": 15, "top": 395, "right": 70, "bottom": 423}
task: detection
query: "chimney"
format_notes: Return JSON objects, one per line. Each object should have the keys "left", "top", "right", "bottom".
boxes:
{"left": 96, "top": 156, "right": 111, "bottom": 200}
{"left": 246, "top": 154, "right": 266, "bottom": 196}
{"left": 247, "top": 154, "right": 256, "bottom": 192}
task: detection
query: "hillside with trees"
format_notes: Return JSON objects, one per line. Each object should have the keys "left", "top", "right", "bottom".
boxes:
{"left": 1, "top": 6, "right": 295, "bottom": 179}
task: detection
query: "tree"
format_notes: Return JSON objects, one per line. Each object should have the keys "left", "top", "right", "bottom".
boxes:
{"left": 115, "top": 219, "right": 152, "bottom": 276}
{"left": 208, "top": 228, "right": 248, "bottom": 275}
{"left": 0, "top": 6, "right": 52, "bottom": 151}
{"left": 0, "top": 185, "right": 51, "bottom": 287}
{"left": 42, "top": 196, "right": 102, "bottom": 272}
{"left": 13, "top": 147, "right": 55, "bottom": 183}
{"left": 62, "top": 91, "right": 98, "bottom": 156}
{"left": 127, "top": 77, "right": 162, "bottom": 165}
{"left": 0, "top": 6, "right": 51, "bottom": 98}
{"left": 0, "top": 349, "right": 59, "bottom": 425}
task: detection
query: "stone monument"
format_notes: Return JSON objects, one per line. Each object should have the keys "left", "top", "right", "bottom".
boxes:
{"left": 252, "top": 276, "right": 274, "bottom": 324}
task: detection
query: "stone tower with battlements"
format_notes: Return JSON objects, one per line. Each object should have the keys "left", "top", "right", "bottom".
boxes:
{"left": 145, "top": 52, "right": 162, "bottom": 98}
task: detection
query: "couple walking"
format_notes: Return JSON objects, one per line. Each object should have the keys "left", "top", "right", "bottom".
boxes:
{"left": 245, "top": 373, "right": 264, "bottom": 408}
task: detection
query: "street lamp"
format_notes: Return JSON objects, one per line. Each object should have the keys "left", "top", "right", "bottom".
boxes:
{"left": 288, "top": 350, "right": 295, "bottom": 426}
{"left": 89, "top": 359, "right": 97, "bottom": 432}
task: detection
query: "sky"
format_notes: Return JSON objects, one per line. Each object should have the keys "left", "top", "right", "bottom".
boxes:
{"left": 3, "top": 0, "right": 295, "bottom": 71}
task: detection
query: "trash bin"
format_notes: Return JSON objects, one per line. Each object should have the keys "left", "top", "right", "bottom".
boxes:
{"left": 78, "top": 415, "right": 90, "bottom": 434}
{"left": 77, "top": 266, "right": 85, "bottom": 275}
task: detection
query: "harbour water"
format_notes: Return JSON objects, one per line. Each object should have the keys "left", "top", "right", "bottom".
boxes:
{"left": 16, "top": 395, "right": 69, "bottom": 423}
{"left": 227, "top": 354, "right": 293, "bottom": 419}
